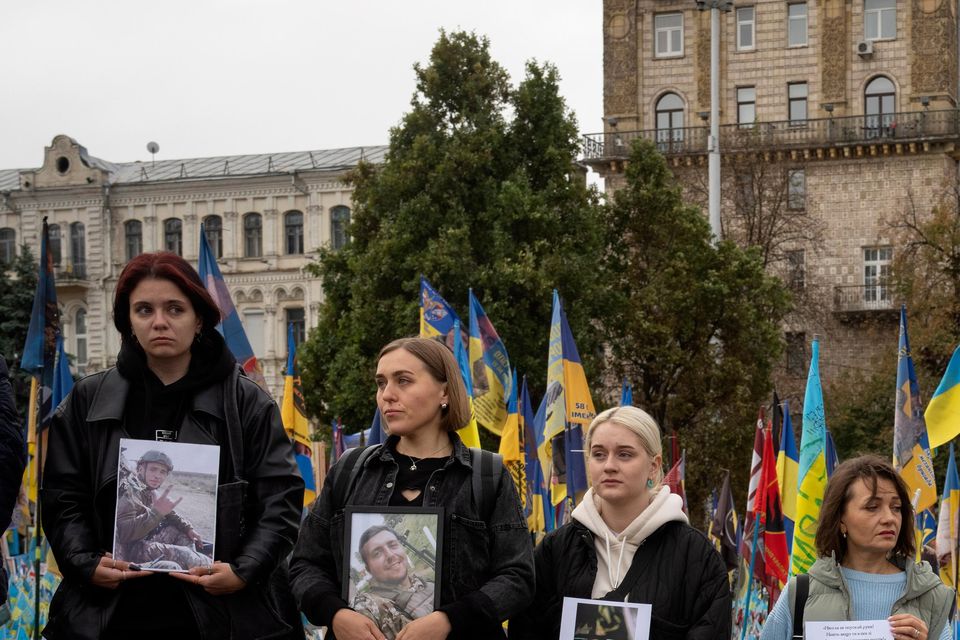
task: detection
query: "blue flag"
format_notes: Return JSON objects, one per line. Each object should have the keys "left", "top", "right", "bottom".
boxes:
{"left": 20, "top": 219, "right": 60, "bottom": 431}
{"left": 197, "top": 223, "right": 267, "bottom": 389}
{"left": 620, "top": 379, "right": 633, "bottom": 406}
{"left": 368, "top": 409, "right": 385, "bottom": 446}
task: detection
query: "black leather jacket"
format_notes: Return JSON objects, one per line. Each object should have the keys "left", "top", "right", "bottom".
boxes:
{"left": 510, "top": 520, "right": 732, "bottom": 640}
{"left": 41, "top": 366, "right": 304, "bottom": 640}
{"left": 289, "top": 434, "right": 534, "bottom": 640}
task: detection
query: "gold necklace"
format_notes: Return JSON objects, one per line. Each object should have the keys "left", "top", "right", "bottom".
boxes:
{"left": 402, "top": 442, "right": 450, "bottom": 471}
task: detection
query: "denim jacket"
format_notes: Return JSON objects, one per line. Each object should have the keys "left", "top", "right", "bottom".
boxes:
{"left": 289, "top": 433, "right": 534, "bottom": 639}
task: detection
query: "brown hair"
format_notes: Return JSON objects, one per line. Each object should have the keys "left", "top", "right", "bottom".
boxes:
{"left": 377, "top": 337, "right": 471, "bottom": 432}
{"left": 815, "top": 454, "right": 915, "bottom": 562}
{"left": 114, "top": 252, "right": 221, "bottom": 343}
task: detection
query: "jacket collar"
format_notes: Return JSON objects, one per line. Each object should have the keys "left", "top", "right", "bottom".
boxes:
{"left": 374, "top": 432, "right": 471, "bottom": 468}
{"left": 809, "top": 552, "right": 941, "bottom": 600}
{"left": 85, "top": 367, "right": 226, "bottom": 423}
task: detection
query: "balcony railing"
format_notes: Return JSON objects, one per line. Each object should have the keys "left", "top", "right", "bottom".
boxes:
{"left": 581, "top": 109, "right": 960, "bottom": 160}
{"left": 57, "top": 262, "right": 87, "bottom": 280}
{"left": 833, "top": 284, "right": 897, "bottom": 313}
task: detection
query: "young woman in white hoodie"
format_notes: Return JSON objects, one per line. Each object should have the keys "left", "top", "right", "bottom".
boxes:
{"left": 510, "top": 406, "right": 731, "bottom": 640}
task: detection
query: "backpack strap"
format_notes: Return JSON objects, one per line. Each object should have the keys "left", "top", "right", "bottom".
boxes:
{"left": 792, "top": 573, "right": 810, "bottom": 639}
{"left": 223, "top": 365, "right": 245, "bottom": 481}
{"left": 332, "top": 444, "right": 380, "bottom": 510}
{"left": 471, "top": 448, "right": 503, "bottom": 519}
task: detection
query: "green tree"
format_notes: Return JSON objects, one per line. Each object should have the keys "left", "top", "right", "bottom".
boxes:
{"left": 0, "top": 245, "right": 39, "bottom": 413}
{"left": 300, "top": 31, "right": 605, "bottom": 434}
{"left": 597, "top": 139, "right": 792, "bottom": 523}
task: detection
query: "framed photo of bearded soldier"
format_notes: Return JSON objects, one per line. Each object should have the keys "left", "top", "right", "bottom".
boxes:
{"left": 343, "top": 507, "right": 444, "bottom": 638}
{"left": 112, "top": 438, "right": 220, "bottom": 572}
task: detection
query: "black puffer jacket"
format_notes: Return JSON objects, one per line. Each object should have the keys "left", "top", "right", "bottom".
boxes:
{"left": 509, "top": 520, "right": 732, "bottom": 640}
{"left": 40, "top": 355, "right": 304, "bottom": 640}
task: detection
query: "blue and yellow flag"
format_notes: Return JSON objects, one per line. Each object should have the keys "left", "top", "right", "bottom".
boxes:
{"left": 281, "top": 324, "right": 316, "bottom": 506}
{"left": 541, "top": 291, "right": 593, "bottom": 512}
{"left": 791, "top": 338, "right": 828, "bottom": 575}
{"left": 498, "top": 369, "right": 526, "bottom": 514}
{"left": 937, "top": 444, "right": 960, "bottom": 595}
{"left": 520, "top": 376, "right": 547, "bottom": 534}
{"left": 452, "top": 320, "right": 481, "bottom": 448}
{"left": 468, "top": 290, "right": 512, "bottom": 435}
{"left": 530, "top": 390, "right": 556, "bottom": 532}
{"left": 198, "top": 223, "right": 267, "bottom": 389}
{"left": 926, "top": 345, "right": 960, "bottom": 449}
{"left": 419, "top": 276, "right": 461, "bottom": 347}
{"left": 776, "top": 401, "right": 799, "bottom": 558}
{"left": 894, "top": 306, "right": 938, "bottom": 512}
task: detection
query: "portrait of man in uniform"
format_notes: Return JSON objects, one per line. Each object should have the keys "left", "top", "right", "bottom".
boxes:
{"left": 113, "top": 439, "right": 219, "bottom": 571}
{"left": 344, "top": 508, "right": 443, "bottom": 640}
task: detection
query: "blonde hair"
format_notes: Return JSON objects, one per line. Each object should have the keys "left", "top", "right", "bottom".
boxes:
{"left": 585, "top": 406, "right": 665, "bottom": 485}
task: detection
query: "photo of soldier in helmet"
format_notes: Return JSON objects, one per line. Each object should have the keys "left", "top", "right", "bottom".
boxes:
{"left": 350, "top": 524, "right": 437, "bottom": 640}
{"left": 114, "top": 448, "right": 214, "bottom": 571}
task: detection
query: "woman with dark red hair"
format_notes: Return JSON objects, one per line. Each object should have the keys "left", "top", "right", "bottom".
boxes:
{"left": 41, "top": 252, "right": 304, "bottom": 640}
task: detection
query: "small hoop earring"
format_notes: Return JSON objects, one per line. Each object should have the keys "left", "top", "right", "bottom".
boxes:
{"left": 646, "top": 479, "right": 655, "bottom": 489}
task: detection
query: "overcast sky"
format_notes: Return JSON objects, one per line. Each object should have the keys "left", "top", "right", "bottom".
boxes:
{"left": 0, "top": 1, "right": 602, "bottom": 170}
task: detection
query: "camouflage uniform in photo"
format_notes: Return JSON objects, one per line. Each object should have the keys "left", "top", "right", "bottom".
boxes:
{"left": 351, "top": 574, "right": 435, "bottom": 640}
{"left": 114, "top": 462, "right": 210, "bottom": 570}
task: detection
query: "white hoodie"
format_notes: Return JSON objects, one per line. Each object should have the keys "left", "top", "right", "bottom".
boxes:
{"left": 571, "top": 485, "right": 688, "bottom": 599}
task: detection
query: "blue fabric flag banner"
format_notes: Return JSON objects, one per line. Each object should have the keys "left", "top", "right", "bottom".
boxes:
{"left": 197, "top": 223, "right": 267, "bottom": 390}
{"left": 468, "top": 290, "right": 512, "bottom": 435}
{"left": 419, "top": 276, "right": 461, "bottom": 348}
{"left": 620, "top": 380, "right": 633, "bottom": 406}
{"left": 368, "top": 409, "right": 385, "bottom": 446}
{"left": 20, "top": 219, "right": 60, "bottom": 431}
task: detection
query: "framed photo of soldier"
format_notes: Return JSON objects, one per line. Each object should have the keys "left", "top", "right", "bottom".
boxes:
{"left": 343, "top": 506, "right": 443, "bottom": 639}
{"left": 112, "top": 438, "right": 220, "bottom": 572}
{"left": 559, "top": 597, "right": 652, "bottom": 640}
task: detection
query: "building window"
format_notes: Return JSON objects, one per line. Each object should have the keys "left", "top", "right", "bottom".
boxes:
{"left": 736, "top": 7, "right": 755, "bottom": 51}
{"left": 0, "top": 228, "right": 14, "bottom": 265}
{"left": 786, "top": 250, "right": 805, "bottom": 290}
{"left": 786, "top": 332, "right": 807, "bottom": 376}
{"left": 654, "top": 13, "right": 683, "bottom": 57}
{"left": 244, "top": 213, "right": 262, "bottom": 258}
{"left": 865, "top": 76, "right": 896, "bottom": 138}
{"left": 284, "top": 210, "right": 304, "bottom": 255}
{"left": 287, "top": 307, "right": 306, "bottom": 349}
{"left": 788, "top": 3, "right": 808, "bottom": 46}
{"left": 203, "top": 215, "right": 222, "bottom": 259}
{"left": 75, "top": 308, "right": 87, "bottom": 376}
{"left": 243, "top": 309, "right": 265, "bottom": 355}
{"left": 787, "top": 169, "right": 806, "bottom": 210}
{"left": 70, "top": 222, "right": 86, "bottom": 277}
{"left": 788, "top": 82, "right": 808, "bottom": 125}
{"left": 865, "top": 0, "right": 895, "bottom": 41}
{"left": 164, "top": 218, "right": 182, "bottom": 256}
{"left": 125, "top": 220, "right": 142, "bottom": 262}
{"left": 48, "top": 224, "right": 62, "bottom": 266}
{"left": 331, "top": 206, "right": 351, "bottom": 250}
{"left": 735, "top": 174, "right": 756, "bottom": 215}
{"left": 737, "top": 86, "right": 756, "bottom": 128}
{"left": 864, "top": 246, "right": 893, "bottom": 304}
{"left": 655, "top": 93, "right": 685, "bottom": 153}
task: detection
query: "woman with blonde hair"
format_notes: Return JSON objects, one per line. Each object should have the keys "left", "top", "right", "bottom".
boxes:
{"left": 290, "top": 337, "right": 534, "bottom": 640}
{"left": 510, "top": 405, "right": 731, "bottom": 640}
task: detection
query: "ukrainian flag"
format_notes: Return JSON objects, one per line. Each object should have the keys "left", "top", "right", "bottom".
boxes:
{"left": 776, "top": 401, "right": 799, "bottom": 557}
{"left": 419, "top": 276, "right": 460, "bottom": 345}
{"left": 452, "top": 320, "right": 481, "bottom": 448}
{"left": 281, "top": 324, "right": 316, "bottom": 506}
{"left": 468, "top": 290, "right": 512, "bottom": 436}
{"left": 498, "top": 369, "right": 526, "bottom": 514}
{"left": 791, "top": 338, "right": 827, "bottom": 575}
{"left": 936, "top": 444, "right": 960, "bottom": 608}
{"left": 926, "top": 346, "right": 960, "bottom": 449}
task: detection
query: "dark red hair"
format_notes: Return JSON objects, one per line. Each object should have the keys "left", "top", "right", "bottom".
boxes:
{"left": 113, "top": 252, "right": 221, "bottom": 340}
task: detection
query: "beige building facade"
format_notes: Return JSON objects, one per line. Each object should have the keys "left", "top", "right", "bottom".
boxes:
{"left": 0, "top": 135, "right": 386, "bottom": 399}
{"left": 586, "top": 0, "right": 960, "bottom": 392}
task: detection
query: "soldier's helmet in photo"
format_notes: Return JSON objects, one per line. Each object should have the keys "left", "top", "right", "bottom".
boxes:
{"left": 138, "top": 450, "right": 174, "bottom": 471}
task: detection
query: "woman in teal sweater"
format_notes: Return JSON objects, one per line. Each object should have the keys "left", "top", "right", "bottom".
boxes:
{"left": 761, "top": 455, "right": 953, "bottom": 640}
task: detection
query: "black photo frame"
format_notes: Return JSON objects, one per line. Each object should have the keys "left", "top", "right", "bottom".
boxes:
{"left": 342, "top": 506, "right": 444, "bottom": 636}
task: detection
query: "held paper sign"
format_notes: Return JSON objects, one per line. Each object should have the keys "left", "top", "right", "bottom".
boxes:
{"left": 558, "top": 597, "right": 651, "bottom": 640}
{"left": 805, "top": 620, "right": 893, "bottom": 640}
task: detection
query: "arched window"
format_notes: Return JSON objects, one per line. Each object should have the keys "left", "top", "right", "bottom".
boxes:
{"left": 125, "top": 220, "right": 142, "bottom": 261}
{"left": 48, "top": 224, "right": 62, "bottom": 266}
{"left": 330, "top": 206, "right": 350, "bottom": 250}
{"left": 70, "top": 222, "right": 86, "bottom": 277}
{"left": 655, "top": 93, "right": 685, "bottom": 153}
{"left": 244, "top": 213, "right": 262, "bottom": 258}
{"left": 0, "top": 228, "right": 14, "bottom": 265}
{"left": 203, "top": 215, "right": 223, "bottom": 259}
{"left": 164, "top": 218, "right": 182, "bottom": 255}
{"left": 865, "top": 76, "right": 895, "bottom": 139}
{"left": 75, "top": 308, "right": 88, "bottom": 375}
{"left": 284, "top": 210, "right": 304, "bottom": 255}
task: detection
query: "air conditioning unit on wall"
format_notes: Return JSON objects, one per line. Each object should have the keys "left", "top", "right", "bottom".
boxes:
{"left": 856, "top": 40, "right": 874, "bottom": 56}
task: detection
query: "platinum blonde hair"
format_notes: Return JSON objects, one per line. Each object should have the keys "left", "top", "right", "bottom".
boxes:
{"left": 585, "top": 405, "right": 665, "bottom": 485}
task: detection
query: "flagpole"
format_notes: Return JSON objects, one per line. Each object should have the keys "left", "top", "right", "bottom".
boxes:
{"left": 32, "top": 381, "right": 44, "bottom": 640}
